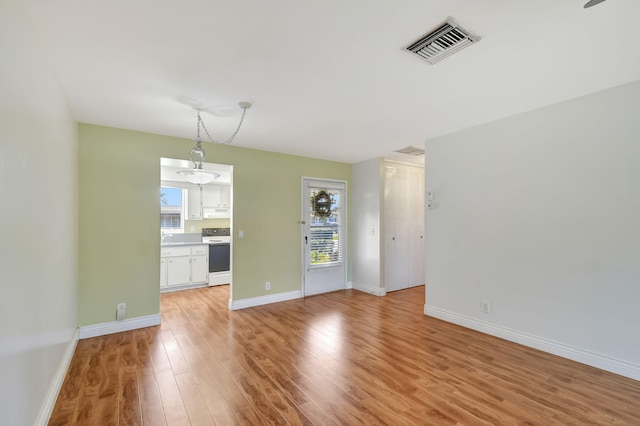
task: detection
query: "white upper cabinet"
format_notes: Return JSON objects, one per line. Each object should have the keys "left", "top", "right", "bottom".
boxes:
{"left": 202, "top": 184, "right": 230, "bottom": 208}
{"left": 202, "top": 184, "right": 231, "bottom": 218}
{"left": 187, "top": 185, "right": 202, "bottom": 220}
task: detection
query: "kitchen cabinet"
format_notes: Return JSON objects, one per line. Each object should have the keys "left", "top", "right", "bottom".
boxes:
{"left": 190, "top": 245, "right": 208, "bottom": 283}
{"left": 160, "top": 258, "right": 168, "bottom": 288}
{"left": 160, "top": 244, "right": 209, "bottom": 290}
{"left": 167, "top": 256, "right": 191, "bottom": 286}
{"left": 202, "top": 184, "right": 230, "bottom": 208}
{"left": 187, "top": 185, "right": 202, "bottom": 220}
{"left": 202, "top": 184, "right": 231, "bottom": 218}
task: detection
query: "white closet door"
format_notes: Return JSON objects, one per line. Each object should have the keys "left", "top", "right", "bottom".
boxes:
{"left": 384, "top": 234, "right": 398, "bottom": 292}
{"left": 395, "top": 232, "right": 409, "bottom": 290}
{"left": 384, "top": 162, "right": 425, "bottom": 292}
{"left": 408, "top": 167, "right": 425, "bottom": 287}
{"left": 409, "top": 233, "right": 425, "bottom": 287}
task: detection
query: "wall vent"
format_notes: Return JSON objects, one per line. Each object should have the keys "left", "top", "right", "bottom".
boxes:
{"left": 406, "top": 18, "right": 479, "bottom": 65}
{"left": 395, "top": 146, "right": 425, "bottom": 156}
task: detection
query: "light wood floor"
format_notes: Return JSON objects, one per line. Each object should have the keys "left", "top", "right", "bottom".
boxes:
{"left": 50, "top": 285, "right": 640, "bottom": 425}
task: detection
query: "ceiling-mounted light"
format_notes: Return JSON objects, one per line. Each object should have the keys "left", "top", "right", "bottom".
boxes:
{"left": 177, "top": 102, "right": 251, "bottom": 184}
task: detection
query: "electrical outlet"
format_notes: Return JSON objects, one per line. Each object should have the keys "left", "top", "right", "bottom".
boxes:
{"left": 265, "top": 281, "right": 271, "bottom": 290}
{"left": 481, "top": 301, "right": 491, "bottom": 314}
{"left": 117, "top": 303, "right": 126, "bottom": 321}
{"left": 426, "top": 201, "right": 435, "bottom": 209}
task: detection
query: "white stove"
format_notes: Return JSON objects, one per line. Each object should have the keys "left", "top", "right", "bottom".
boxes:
{"left": 201, "top": 228, "right": 231, "bottom": 286}
{"left": 202, "top": 236, "right": 231, "bottom": 244}
{"left": 202, "top": 227, "right": 231, "bottom": 244}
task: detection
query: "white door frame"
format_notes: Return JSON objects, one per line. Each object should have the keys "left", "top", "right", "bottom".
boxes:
{"left": 301, "top": 177, "right": 348, "bottom": 297}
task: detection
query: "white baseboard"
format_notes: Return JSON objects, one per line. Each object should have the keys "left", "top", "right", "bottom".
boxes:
{"left": 34, "top": 328, "right": 79, "bottom": 426}
{"left": 352, "top": 282, "right": 386, "bottom": 296}
{"left": 346, "top": 281, "right": 353, "bottom": 289}
{"left": 424, "top": 305, "right": 640, "bottom": 381}
{"left": 229, "top": 290, "right": 302, "bottom": 310}
{"left": 78, "top": 314, "right": 161, "bottom": 339}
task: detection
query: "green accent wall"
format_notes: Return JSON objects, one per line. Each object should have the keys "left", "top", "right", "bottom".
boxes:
{"left": 78, "top": 124, "right": 351, "bottom": 326}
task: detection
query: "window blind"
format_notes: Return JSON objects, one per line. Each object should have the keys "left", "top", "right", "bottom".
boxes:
{"left": 308, "top": 188, "right": 344, "bottom": 267}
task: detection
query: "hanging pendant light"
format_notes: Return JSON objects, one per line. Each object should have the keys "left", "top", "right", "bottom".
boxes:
{"left": 175, "top": 134, "right": 219, "bottom": 184}
{"left": 177, "top": 102, "right": 251, "bottom": 184}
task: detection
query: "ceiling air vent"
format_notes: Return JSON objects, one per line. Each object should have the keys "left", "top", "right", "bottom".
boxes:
{"left": 406, "top": 18, "right": 479, "bottom": 65}
{"left": 395, "top": 146, "right": 425, "bottom": 156}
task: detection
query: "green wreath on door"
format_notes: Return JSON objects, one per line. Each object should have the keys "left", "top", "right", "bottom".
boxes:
{"left": 311, "top": 190, "right": 333, "bottom": 218}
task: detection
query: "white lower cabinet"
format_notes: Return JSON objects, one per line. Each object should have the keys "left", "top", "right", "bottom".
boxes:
{"left": 190, "top": 256, "right": 208, "bottom": 283}
{"left": 167, "top": 256, "right": 191, "bottom": 286}
{"left": 161, "top": 245, "right": 209, "bottom": 290}
{"left": 160, "top": 258, "right": 168, "bottom": 288}
{"left": 190, "top": 245, "right": 209, "bottom": 284}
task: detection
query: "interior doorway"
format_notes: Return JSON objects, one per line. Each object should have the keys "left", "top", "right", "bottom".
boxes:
{"left": 160, "top": 157, "right": 234, "bottom": 298}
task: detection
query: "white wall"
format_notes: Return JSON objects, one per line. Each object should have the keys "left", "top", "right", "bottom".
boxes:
{"left": 425, "top": 80, "right": 640, "bottom": 380}
{"left": 351, "top": 158, "right": 384, "bottom": 294}
{"left": 0, "top": 1, "right": 78, "bottom": 424}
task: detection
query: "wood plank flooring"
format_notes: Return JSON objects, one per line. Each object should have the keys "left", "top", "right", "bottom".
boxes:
{"left": 49, "top": 285, "right": 640, "bottom": 425}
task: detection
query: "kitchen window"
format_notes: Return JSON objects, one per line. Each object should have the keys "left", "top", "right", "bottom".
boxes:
{"left": 161, "top": 186, "right": 185, "bottom": 232}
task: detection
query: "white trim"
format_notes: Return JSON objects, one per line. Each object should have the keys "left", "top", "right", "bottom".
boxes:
{"left": 161, "top": 282, "right": 208, "bottom": 293}
{"left": 78, "top": 314, "right": 161, "bottom": 339}
{"left": 352, "top": 282, "right": 386, "bottom": 296}
{"left": 346, "top": 281, "right": 353, "bottom": 289}
{"left": 302, "top": 175, "right": 348, "bottom": 189}
{"left": 424, "top": 305, "right": 640, "bottom": 381}
{"left": 34, "top": 328, "right": 79, "bottom": 426}
{"left": 383, "top": 158, "right": 425, "bottom": 169}
{"left": 229, "top": 290, "right": 302, "bottom": 310}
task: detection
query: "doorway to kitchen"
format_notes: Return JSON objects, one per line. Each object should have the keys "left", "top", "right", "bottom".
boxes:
{"left": 160, "top": 157, "right": 233, "bottom": 297}
{"left": 302, "top": 178, "right": 347, "bottom": 296}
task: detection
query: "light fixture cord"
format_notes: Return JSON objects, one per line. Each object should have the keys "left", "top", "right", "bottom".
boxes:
{"left": 197, "top": 106, "right": 249, "bottom": 145}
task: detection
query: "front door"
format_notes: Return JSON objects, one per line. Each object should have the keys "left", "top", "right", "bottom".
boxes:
{"left": 302, "top": 178, "right": 347, "bottom": 296}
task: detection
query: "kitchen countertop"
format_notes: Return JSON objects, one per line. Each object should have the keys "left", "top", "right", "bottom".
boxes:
{"left": 161, "top": 241, "right": 207, "bottom": 247}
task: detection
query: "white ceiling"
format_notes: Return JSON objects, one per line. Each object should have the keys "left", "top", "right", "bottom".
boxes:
{"left": 24, "top": 0, "right": 640, "bottom": 164}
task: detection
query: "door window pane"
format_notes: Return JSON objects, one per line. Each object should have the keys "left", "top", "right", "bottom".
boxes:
{"left": 308, "top": 189, "right": 343, "bottom": 267}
